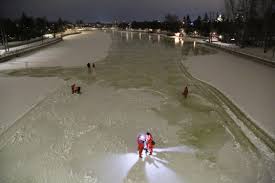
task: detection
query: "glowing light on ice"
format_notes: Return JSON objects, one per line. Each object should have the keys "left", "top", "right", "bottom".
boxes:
{"left": 117, "top": 153, "right": 139, "bottom": 176}
{"left": 180, "top": 39, "right": 184, "bottom": 46}
{"left": 154, "top": 146, "right": 196, "bottom": 153}
{"left": 96, "top": 153, "right": 139, "bottom": 182}
{"left": 174, "top": 37, "right": 180, "bottom": 44}
{"left": 145, "top": 156, "right": 184, "bottom": 183}
{"left": 157, "top": 35, "right": 160, "bottom": 42}
{"left": 126, "top": 32, "right": 129, "bottom": 41}
{"left": 175, "top": 32, "right": 180, "bottom": 37}
{"left": 152, "top": 157, "right": 169, "bottom": 164}
{"left": 139, "top": 33, "right": 142, "bottom": 40}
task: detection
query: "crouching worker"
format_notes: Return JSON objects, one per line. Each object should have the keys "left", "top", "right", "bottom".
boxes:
{"left": 71, "top": 84, "right": 81, "bottom": 94}
{"left": 137, "top": 134, "right": 145, "bottom": 158}
{"left": 146, "top": 132, "right": 155, "bottom": 155}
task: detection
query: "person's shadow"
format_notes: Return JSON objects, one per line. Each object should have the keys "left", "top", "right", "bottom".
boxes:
{"left": 123, "top": 152, "right": 172, "bottom": 182}
{"left": 145, "top": 156, "right": 159, "bottom": 168}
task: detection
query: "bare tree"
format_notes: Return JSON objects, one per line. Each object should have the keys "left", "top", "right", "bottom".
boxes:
{"left": 225, "top": 0, "right": 237, "bottom": 19}
{"left": 263, "top": 0, "right": 273, "bottom": 52}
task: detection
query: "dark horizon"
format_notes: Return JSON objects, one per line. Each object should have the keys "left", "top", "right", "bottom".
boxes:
{"left": 1, "top": 0, "right": 224, "bottom": 22}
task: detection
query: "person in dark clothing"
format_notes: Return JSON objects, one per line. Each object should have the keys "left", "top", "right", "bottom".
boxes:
{"left": 76, "top": 86, "right": 81, "bottom": 94}
{"left": 182, "top": 86, "right": 189, "bottom": 98}
{"left": 91, "top": 63, "right": 96, "bottom": 77}
{"left": 87, "top": 63, "right": 91, "bottom": 73}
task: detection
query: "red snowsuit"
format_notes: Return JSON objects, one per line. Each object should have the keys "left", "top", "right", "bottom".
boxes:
{"left": 137, "top": 135, "right": 145, "bottom": 158}
{"left": 146, "top": 134, "right": 154, "bottom": 155}
{"left": 138, "top": 141, "right": 144, "bottom": 158}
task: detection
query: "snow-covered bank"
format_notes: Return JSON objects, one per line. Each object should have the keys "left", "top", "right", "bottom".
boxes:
{"left": 184, "top": 49, "right": 275, "bottom": 139}
{"left": 0, "top": 31, "right": 111, "bottom": 70}
{"left": 0, "top": 76, "right": 64, "bottom": 135}
{"left": 204, "top": 42, "right": 275, "bottom": 67}
{"left": 209, "top": 41, "right": 275, "bottom": 62}
{"left": 0, "top": 38, "right": 62, "bottom": 63}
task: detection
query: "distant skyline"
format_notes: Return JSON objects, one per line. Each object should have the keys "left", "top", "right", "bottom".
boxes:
{"left": 2, "top": 0, "right": 225, "bottom": 22}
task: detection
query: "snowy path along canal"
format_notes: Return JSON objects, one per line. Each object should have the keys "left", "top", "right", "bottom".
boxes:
{"left": 0, "top": 31, "right": 274, "bottom": 183}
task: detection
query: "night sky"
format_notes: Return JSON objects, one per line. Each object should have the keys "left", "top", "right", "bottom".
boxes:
{"left": 2, "top": 0, "right": 224, "bottom": 22}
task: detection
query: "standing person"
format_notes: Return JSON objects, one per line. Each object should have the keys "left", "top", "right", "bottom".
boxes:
{"left": 146, "top": 132, "right": 154, "bottom": 155}
{"left": 137, "top": 134, "right": 145, "bottom": 158}
{"left": 182, "top": 86, "right": 189, "bottom": 98}
{"left": 87, "top": 63, "right": 91, "bottom": 73}
{"left": 92, "top": 63, "right": 96, "bottom": 77}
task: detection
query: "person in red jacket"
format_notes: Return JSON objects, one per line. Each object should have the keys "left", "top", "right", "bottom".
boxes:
{"left": 146, "top": 132, "right": 154, "bottom": 155}
{"left": 137, "top": 134, "right": 145, "bottom": 158}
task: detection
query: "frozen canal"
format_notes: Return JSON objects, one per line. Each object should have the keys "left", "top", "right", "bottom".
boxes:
{"left": 0, "top": 31, "right": 274, "bottom": 183}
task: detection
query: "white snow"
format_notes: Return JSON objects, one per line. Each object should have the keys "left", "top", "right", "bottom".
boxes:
{"left": 0, "top": 38, "right": 61, "bottom": 57}
{"left": 185, "top": 48, "right": 275, "bottom": 139}
{"left": 208, "top": 41, "right": 275, "bottom": 62}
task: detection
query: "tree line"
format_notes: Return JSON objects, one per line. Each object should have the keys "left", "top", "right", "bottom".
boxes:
{"left": 1, "top": 0, "right": 274, "bottom": 50}
{"left": 117, "top": 0, "right": 274, "bottom": 50}
{"left": 0, "top": 13, "right": 70, "bottom": 42}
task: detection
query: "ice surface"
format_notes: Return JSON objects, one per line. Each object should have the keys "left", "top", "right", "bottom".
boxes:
{"left": 0, "top": 76, "right": 64, "bottom": 136}
{"left": 0, "top": 31, "right": 273, "bottom": 183}
{"left": 0, "top": 31, "right": 111, "bottom": 70}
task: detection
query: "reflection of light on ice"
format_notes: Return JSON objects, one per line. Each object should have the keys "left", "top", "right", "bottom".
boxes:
{"left": 154, "top": 146, "right": 196, "bottom": 153}
{"left": 131, "top": 32, "right": 133, "bottom": 40}
{"left": 175, "top": 38, "right": 185, "bottom": 46}
{"left": 158, "top": 35, "right": 160, "bottom": 42}
{"left": 117, "top": 153, "right": 139, "bottom": 176}
{"left": 149, "top": 35, "right": 151, "bottom": 41}
{"left": 180, "top": 39, "right": 184, "bottom": 46}
{"left": 96, "top": 153, "right": 139, "bottom": 182}
{"left": 145, "top": 156, "right": 184, "bottom": 183}
{"left": 126, "top": 32, "right": 129, "bottom": 41}
{"left": 193, "top": 41, "right": 196, "bottom": 48}
{"left": 139, "top": 33, "right": 142, "bottom": 40}
{"left": 138, "top": 150, "right": 157, "bottom": 160}
{"left": 153, "top": 156, "right": 169, "bottom": 164}
{"left": 174, "top": 37, "right": 180, "bottom": 44}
